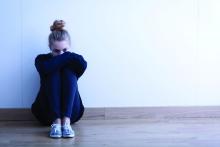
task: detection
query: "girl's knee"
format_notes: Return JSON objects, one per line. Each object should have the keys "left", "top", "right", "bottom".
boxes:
{"left": 61, "top": 67, "right": 77, "bottom": 80}
{"left": 46, "top": 71, "right": 61, "bottom": 81}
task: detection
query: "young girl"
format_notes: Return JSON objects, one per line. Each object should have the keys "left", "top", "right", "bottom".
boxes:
{"left": 31, "top": 20, "right": 87, "bottom": 138}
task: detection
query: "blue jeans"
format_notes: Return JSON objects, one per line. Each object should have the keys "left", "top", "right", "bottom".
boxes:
{"left": 31, "top": 68, "right": 84, "bottom": 126}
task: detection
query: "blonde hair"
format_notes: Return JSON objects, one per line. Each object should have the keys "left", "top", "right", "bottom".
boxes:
{"left": 48, "top": 20, "right": 71, "bottom": 49}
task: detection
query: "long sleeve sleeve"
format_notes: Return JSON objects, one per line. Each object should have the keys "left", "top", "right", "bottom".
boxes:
{"left": 35, "top": 52, "right": 73, "bottom": 75}
{"left": 64, "top": 52, "right": 87, "bottom": 79}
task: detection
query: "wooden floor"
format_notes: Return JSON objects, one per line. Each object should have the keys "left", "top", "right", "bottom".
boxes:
{"left": 1, "top": 118, "right": 220, "bottom": 147}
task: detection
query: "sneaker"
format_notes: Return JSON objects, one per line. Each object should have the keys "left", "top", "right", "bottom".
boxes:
{"left": 62, "top": 123, "right": 75, "bottom": 138}
{"left": 49, "top": 123, "right": 62, "bottom": 138}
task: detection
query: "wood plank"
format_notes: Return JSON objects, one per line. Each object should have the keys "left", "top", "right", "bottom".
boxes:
{"left": 1, "top": 118, "right": 220, "bottom": 146}
{"left": 1, "top": 106, "right": 220, "bottom": 121}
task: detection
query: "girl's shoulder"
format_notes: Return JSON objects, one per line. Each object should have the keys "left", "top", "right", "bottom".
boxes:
{"left": 36, "top": 52, "right": 52, "bottom": 58}
{"left": 35, "top": 53, "right": 52, "bottom": 61}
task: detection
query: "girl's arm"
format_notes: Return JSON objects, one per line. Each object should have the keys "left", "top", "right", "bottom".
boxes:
{"left": 64, "top": 52, "right": 87, "bottom": 79}
{"left": 35, "top": 52, "right": 72, "bottom": 75}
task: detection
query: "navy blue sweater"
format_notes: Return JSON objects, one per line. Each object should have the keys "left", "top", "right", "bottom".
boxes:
{"left": 32, "top": 51, "right": 87, "bottom": 112}
{"left": 35, "top": 51, "right": 87, "bottom": 78}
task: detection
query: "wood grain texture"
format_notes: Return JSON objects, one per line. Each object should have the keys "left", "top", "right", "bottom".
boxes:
{"left": 1, "top": 106, "right": 220, "bottom": 121}
{"left": 1, "top": 119, "right": 220, "bottom": 146}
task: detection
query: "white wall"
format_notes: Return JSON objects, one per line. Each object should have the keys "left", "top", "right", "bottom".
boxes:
{"left": 1, "top": 0, "right": 220, "bottom": 108}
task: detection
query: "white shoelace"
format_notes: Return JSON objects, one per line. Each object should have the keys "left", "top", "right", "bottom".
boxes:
{"left": 62, "top": 124, "right": 74, "bottom": 133}
{"left": 51, "top": 124, "right": 61, "bottom": 133}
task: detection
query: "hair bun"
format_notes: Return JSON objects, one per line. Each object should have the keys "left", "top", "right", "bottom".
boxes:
{"left": 50, "top": 20, "right": 65, "bottom": 31}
